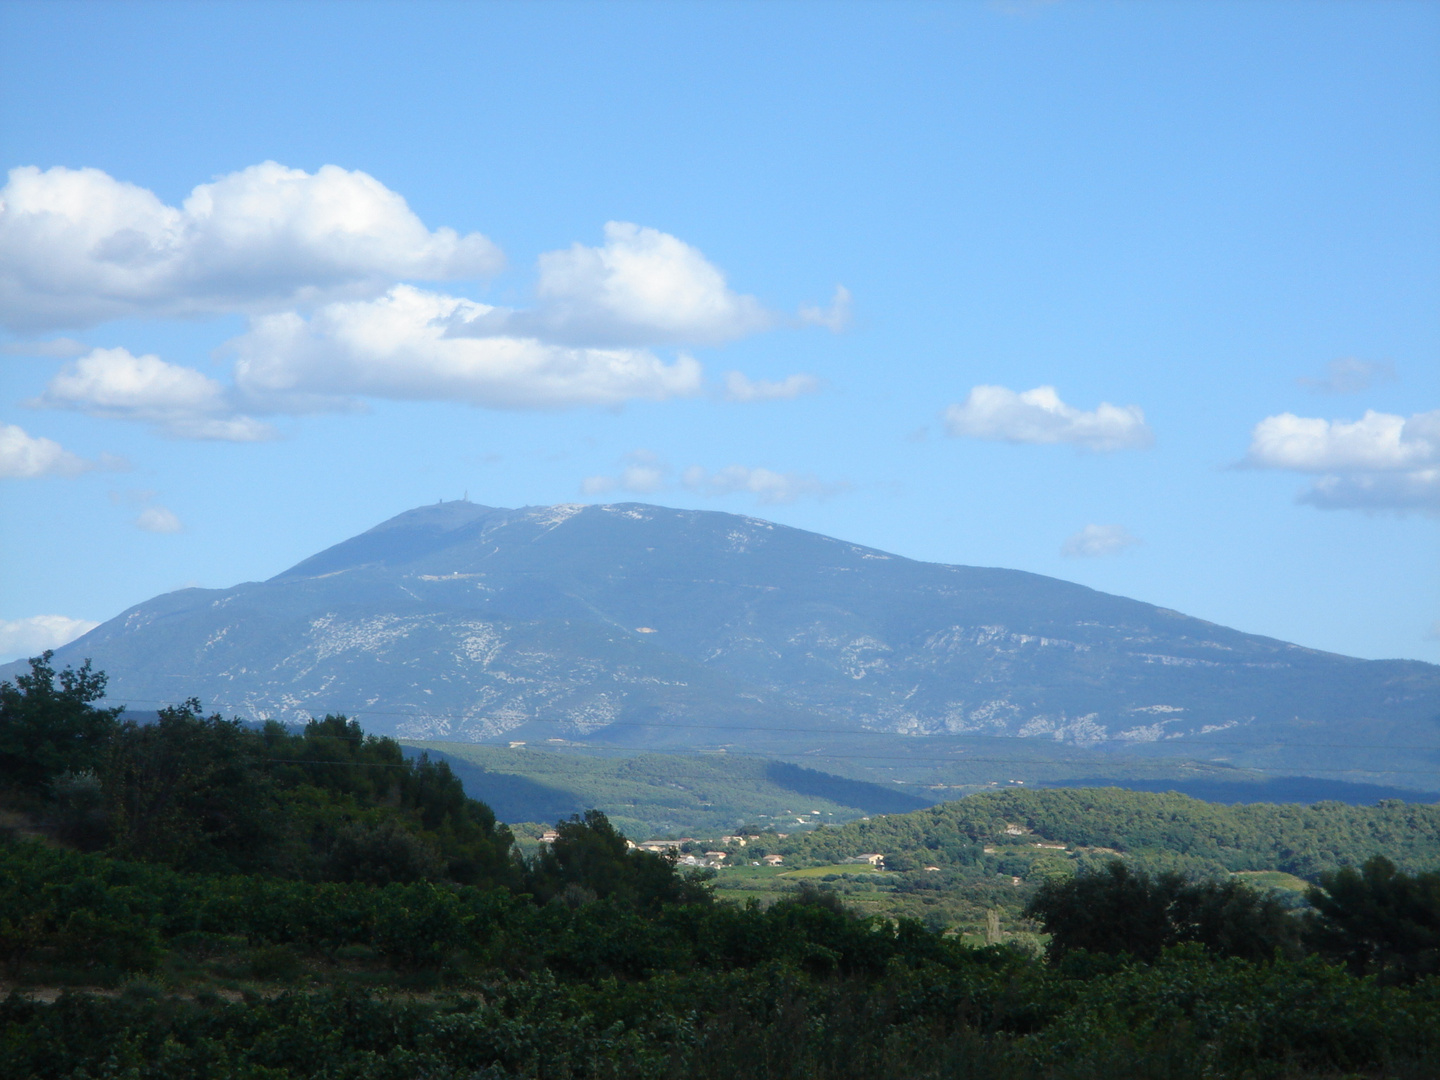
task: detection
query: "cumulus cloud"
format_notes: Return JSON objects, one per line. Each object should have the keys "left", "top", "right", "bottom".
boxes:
{"left": 1061, "top": 524, "right": 1141, "bottom": 558}
{"left": 1298, "top": 358, "right": 1396, "bottom": 395}
{"left": 943, "top": 385, "right": 1153, "bottom": 451}
{"left": 1244, "top": 410, "right": 1437, "bottom": 472}
{"left": 0, "top": 423, "right": 87, "bottom": 478}
{"left": 798, "top": 285, "right": 852, "bottom": 332}
{"left": 487, "top": 222, "right": 772, "bottom": 347}
{"left": 0, "top": 162, "right": 503, "bottom": 331}
{"left": 722, "top": 370, "right": 821, "bottom": 402}
{"left": 229, "top": 285, "right": 704, "bottom": 412}
{"left": 38, "top": 347, "right": 275, "bottom": 441}
{"left": 1243, "top": 409, "right": 1440, "bottom": 512}
{"left": 0, "top": 422, "right": 109, "bottom": 478}
{"left": 135, "top": 504, "right": 183, "bottom": 533}
{"left": 0, "top": 614, "right": 100, "bottom": 661}
{"left": 681, "top": 464, "right": 841, "bottom": 504}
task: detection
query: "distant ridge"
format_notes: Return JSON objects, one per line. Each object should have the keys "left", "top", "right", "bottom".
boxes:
{"left": 1046, "top": 776, "right": 1439, "bottom": 806}
{"left": 9, "top": 500, "right": 1439, "bottom": 789}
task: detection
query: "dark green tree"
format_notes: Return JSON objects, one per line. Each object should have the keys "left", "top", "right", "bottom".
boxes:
{"left": 102, "top": 699, "right": 275, "bottom": 870}
{"left": 1305, "top": 855, "right": 1440, "bottom": 982}
{"left": 527, "top": 809, "right": 712, "bottom": 911}
{"left": 0, "top": 652, "right": 122, "bottom": 797}
{"left": 1026, "top": 860, "right": 1300, "bottom": 962}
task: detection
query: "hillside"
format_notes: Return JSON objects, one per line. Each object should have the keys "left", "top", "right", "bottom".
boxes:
{"left": 403, "top": 742, "right": 932, "bottom": 837}
{"left": 9, "top": 499, "right": 1439, "bottom": 788}
{"left": 775, "top": 787, "right": 1440, "bottom": 880}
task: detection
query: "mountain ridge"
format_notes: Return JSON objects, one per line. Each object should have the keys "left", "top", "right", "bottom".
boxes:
{"left": 7, "top": 500, "right": 1437, "bottom": 787}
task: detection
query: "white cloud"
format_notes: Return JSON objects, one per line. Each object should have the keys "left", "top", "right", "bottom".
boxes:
{"left": 229, "top": 285, "right": 703, "bottom": 411}
{"left": 0, "top": 614, "right": 100, "bottom": 661}
{"left": 581, "top": 450, "right": 668, "bottom": 496}
{"left": 39, "top": 347, "right": 275, "bottom": 441}
{"left": 681, "top": 464, "right": 841, "bottom": 504}
{"left": 135, "top": 504, "right": 183, "bottom": 533}
{"left": 1061, "top": 524, "right": 1141, "bottom": 558}
{"left": 0, "top": 336, "right": 88, "bottom": 358}
{"left": 0, "top": 423, "right": 123, "bottom": 478}
{"left": 1244, "top": 410, "right": 1438, "bottom": 472}
{"left": 943, "top": 385, "right": 1153, "bottom": 451}
{"left": 1244, "top": 409, "right": 1440, "bottom": 513}
{"left": 722, "top": 370, "right": 821, "bottom": 402}
{"left": 582, "top": 453, "right": 844, "bottom": 505}
{"left": 1298, "top": 357, "right": 1395, "bottom": 395}
{"left": 798, "top": 285, "right": 852, "bottom": 332}
{"left": 0, "top": 162, "right": 503, "bottom": 331}
{"left": 0, "top": 423, "right": 96, "bottom": 478}
{"left": 495, "top": 221, "right": 772, "bottom": 346}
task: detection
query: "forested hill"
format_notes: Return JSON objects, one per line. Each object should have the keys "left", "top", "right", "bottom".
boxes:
{"left": 781, "top": 787, "right": 1440, "bottom": 879}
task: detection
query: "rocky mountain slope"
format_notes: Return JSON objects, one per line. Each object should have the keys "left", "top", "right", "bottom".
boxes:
{"left": 9, "top": 501, "right": 1438, "bottom": 786}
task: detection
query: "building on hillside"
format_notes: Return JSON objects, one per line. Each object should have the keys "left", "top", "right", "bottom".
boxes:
{"left": 638, "top": 839, "right": 689, "bottom": 853}
{"left": 539, "top": 830, "right": 559, "bottom": 843}
{"left": 855, "top": 853, "right": 884, "bottom": 867}
{"left": 762, "top": 854, "right": 784, "bottom": 866}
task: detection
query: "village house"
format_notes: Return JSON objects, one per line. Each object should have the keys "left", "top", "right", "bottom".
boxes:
{"left": 637, "top": 838, "right": 692, "bottom": 853}
{"left": 762, "top": 854, "right": 784, "bottom": 866}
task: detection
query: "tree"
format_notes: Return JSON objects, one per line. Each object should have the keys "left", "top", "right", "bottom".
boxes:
{"left": 1305, "top": 856, "right": 1440, "bottom": 982}
{"left": 0, "top": 652, "right": 122, "bottom": 797}
{"left": 1025, "top": 860, "right": 1301, "bottom": 962}
{"left": 102, "top": 699, "right": 275, "bottom": 870}
{"left": 527, "top": 810, "right": 712, "bottom": 911}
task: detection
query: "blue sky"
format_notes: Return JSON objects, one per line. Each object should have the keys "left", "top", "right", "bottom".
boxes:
{"left": 0, "top": 0, "right": 1436, "bottom": 665}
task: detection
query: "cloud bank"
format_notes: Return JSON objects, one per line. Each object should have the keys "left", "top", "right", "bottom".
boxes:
{"left": 1244, "top": 409, "right": 1439, "bottom": 512}
{"left": 943, "top": 385, "right": 1153, "bottom": 451}
{"left": 0, "top": 162, "right": 503, "bottom": 331}
{"left": 0, "top": 614, "right": 100, "bottom": 662}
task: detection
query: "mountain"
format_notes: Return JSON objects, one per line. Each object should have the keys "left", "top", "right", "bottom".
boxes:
{"left": 8, "top": 501, "right": 1439, "bottom": 787}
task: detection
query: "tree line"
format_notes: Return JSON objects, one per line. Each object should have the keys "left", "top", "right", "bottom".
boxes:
{"left": 4, "top": 653, "right": 1440, "bottom": 1078}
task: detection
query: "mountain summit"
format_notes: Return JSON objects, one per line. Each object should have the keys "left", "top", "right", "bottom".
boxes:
{"left": 11, "top": 501, "right": 1438, "bottom": 785}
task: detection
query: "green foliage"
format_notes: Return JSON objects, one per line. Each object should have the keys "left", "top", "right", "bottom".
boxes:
{"left": 1025, "top": 861, "right": 1302, "bottom": 962}
{"left": 526, "top": 810, "right": 714, "bottom": 912}
{"left": 0, "top": 652, "right": 122, "bottom": 797}
{"left": 0, "top": 660, "right": 520, "bottom": 889}
{"left": 103, "top": 700, "right": 274, "bottom": 870}
{"left": 1305, "top": 855, "right": 1440, "bottom": 982}
{"left": 782, "top": 786, "right": 1440, "bottom": 881}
